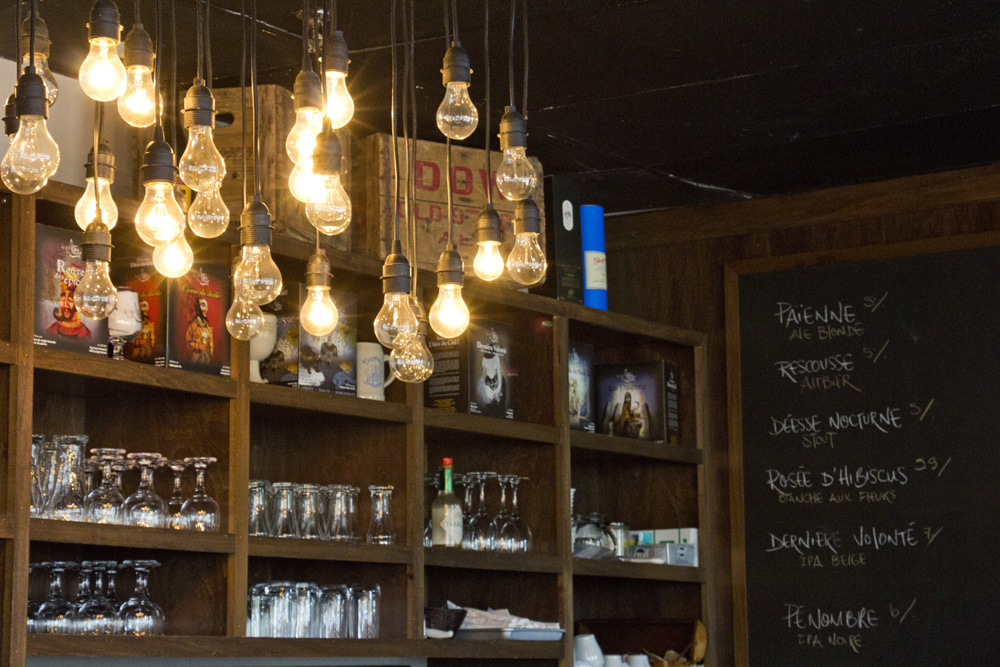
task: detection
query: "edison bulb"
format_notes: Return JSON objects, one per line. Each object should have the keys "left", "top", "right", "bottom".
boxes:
{"left": 324, "top": 71, "right": 354, "bottom": 129}
{"left": 179, "top": 126, "right": 225, "bottom": 192}
{"left": 473, "top": 241, "right": 505, "bottom": 281}
{"left": 233, "top": 243, "right": 283, "bottom": 306}
{"left": 8, "top": 115, "right": 60, "bottom": 182}
{"left": 118, "top": 66, "right": 156, "bottom": 127}
{"left": 135, "top": 181, "right": 186, "bottom": 246}
{"left": 289, "top": 160, "right": 323, "bottom": 203}
{"left": 495, "top": 147, "right": 537, "bottom": 201}
{"left": 436, "top": 82, "right": 478, "bottom": 140}
{"left": 506, "top": 232, "right": 547, "bottom": 286}
{"left": 389, "top": 330, "right": 435, "bottom": 383}
{"left": 79, "top": 39, "right": 127, "bottom": 102}
{"left": 225, "top": 295, "right": 264, "bottom": 341}
{"left": 373, "top": 292, "right": 418, "bottom": 348}
{"left": 187, "top": 188, "right": 229, "bottom": 238}
{"left": 22, "top": 54, "right": 57, "bottom": 105}
{"left": 300, "top": 285, "right": 339, "bottom": 337}
{"left": 152, "top": 236, "right": 193, "bottom": 278}
{"left": 286, "top": 107, "right": 323, "bottom": 166}
{"left": 74, "top": 260, "right": 118, "bottom": 320}
{"left": 75, "top": 177, "right": 118, "bottom": 230}
{"left": 429, "top": 284, "right": 470, "bottom": 339}
{"left": 1, "top": 150, "right": 46, "bottom": 194}
{"left": 306, "top": 173, "right": 351, "bottom": 235}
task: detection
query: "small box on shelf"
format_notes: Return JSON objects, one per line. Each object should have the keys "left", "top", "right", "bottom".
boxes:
{"left": 165, "top": 264, "right": 231, "bottom": 377}
{"left": 568, "top": 341, "right": 595, "bottom": 432}
{"left": 425, "top": 319, "right": 514, "bottom": 419}
{"left": 595, "top": 360, "right": 679, "bottom": 443}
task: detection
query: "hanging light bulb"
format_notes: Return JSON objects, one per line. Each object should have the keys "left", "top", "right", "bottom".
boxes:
{"left": 20, "top": 12, "right": 57, "bottom": 106}
{"left": 473, "top": 205, "right": 504, "bottom": 281}
{"left": 178, "top": 82, "right": 225, "bottom": 192}
{"left": 436, "top": 43, "right": 478, "bottom": 140}
{"left": 495, "top": 107, "right": 537, "bottom": 201}
{"left": 74, "top": 221, "right": 118, "bottom": 320}
{"left": 117, "top": 23, "right": 156, "bottom": 127}
{"left": 188, "top": 188, "right": 229, "bottom": 238}
{"left": 74, "top": 140, "right": 118, "bottom": 230}
{"left": 233, "top": 201, "right": 283, "bottom": 306}
{"left": 389, "top": 323, "right": 435, "bottom": 382}
{"left": 135, "top": 128, "right": 185, "bottom": 247}
{"left": 323, "top": 30, "right": 354, "bottom": 129}
{"left": 153, "top": 235, "right": 194, "bottom": 278}
{"left": 287, "top": 69, "right": 323, "bottom": 166}
{"left": 79, "top": 0, "right": 127, "bottom": 102}
{"left": 6, "top": 66, "right": 60, "bottom": 186}
{"left": 306, "top": 123, "right": 351, "bottom": 235}
{"left": 429, "top": 244, "right": 470, "bottom": 338}
{"left": 506, "top": 198, "right": 547, "bottom": 286}
{"left": 225, "top": 293, "right": 264, "bottom": 341}
{"left": 373, "top": 241, "right": 418, "bottom": 347}
{"left": 300, "top": 249, "right": 339, "bottom": 337}
{"left": 1, "top": 93, "right": 46, "bottom": 195}
{"left": 289, "top": 160, "right": 323, "bottom": 203}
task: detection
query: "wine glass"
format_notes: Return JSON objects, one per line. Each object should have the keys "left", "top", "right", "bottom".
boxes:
{"left": 85, "top": 448, "right": 127, "bottom": 524}
{"left": 181, "top": 457, "right": 220, "bottom": 532}
{"left": 119, "top": 560, "right": 165, "bottom": 636}
{"left": 33, "top": 561, "right": 76, "bottom": 634}
{"left": 165, "top": 459, "right": 189, "bottom": 529}
{"left": 66, "top": 560, "right": 93, "bottom": 634}
{"left": 490, "top": 474, "right": 513, "bottom": 551}
{"left": 505, "top": 475, "right": 532, "bottom": 552}
{"left": 124, "top": 452, "right": 168, "bottom": 527}
{"left": 457, "top": 473, "right": 476, "bottom": 549}
{"left": 108, "top": 287, "right": 142, "bottom": 360}
{"left": 467, "top": 472, "right": 495, "bottom": 551}
{"left": 78, "top": 561, "right": 117, "bottom": 635}
{"left": 424, "top": 474, "right": 440, "bottom": 547}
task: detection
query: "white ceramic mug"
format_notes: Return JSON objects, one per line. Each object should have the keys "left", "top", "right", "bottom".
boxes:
{"left": 604, "top": 655, "right": 624, "bottom": 667}
{"left": 625, "top": 655, "right": 651, "bottom": 667}
{"left": 574, "top": 634, "right": 604, "bottom": 667}
{"left": 357, "top": 342, "right": 395, "bottom": 400}
{"left": 248, "top": 314, "right": 278, "bottom": 383}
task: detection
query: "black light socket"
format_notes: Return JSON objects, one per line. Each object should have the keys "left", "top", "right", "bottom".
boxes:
{"left": 14, "top": 71, "right": 48, "bottom": 118}
{"left": 499, "top": 106, "right": 528, "bottom": 150}
{"left": 85, "top": 139, "right": 116, "bottom": 183}
{"left": 3, "top": 94, "right": 18, "bottom": 137}
{"left": 324, "top": 30, "right": 350, "bottom": 75}
{"left": 20, "top": 13, "right": 51, "bottom": 57}
{"left": 306, "top": 249, "right": 333, "bottom": 288}
{"left": 81, "top": 221, "right": 113, "bottom": 263}
{"left": 122, "top": 24, "right": 155, "bottom": 70}
{"left": 436, "top": 243, "right": 465, "bottom": 286}
{"left": 239, "top": 200, "right": 273, "bottom": 246}
{"left": 87, "top": 0, "right": 122, "bottom": 43}
{"left": 312, "top": 126, "right": 343, "bottom": 175}
{"left": 140, "top": 126, "right": 178, "bottom": 184}
{"left": 381, "top": 239, "right": 412, "bottom": 294}
{"left": 293, "top": 69, "right": 323, "bottom": 111}
{"left": 475, "top": 205, "right": 503, "bottom": 244}
{"left": 514, "top": 198, "right": 541, "bottom": 235}
{"left": 183, "top": 82, "right": 216, "bottom": 128}
{"left": 441, "top": 43, "right": 471, "bottom": 86}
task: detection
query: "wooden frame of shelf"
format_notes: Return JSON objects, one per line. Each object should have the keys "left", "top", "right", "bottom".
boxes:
{"left": 0, "top": 182, "right": 712, "bottom": 666}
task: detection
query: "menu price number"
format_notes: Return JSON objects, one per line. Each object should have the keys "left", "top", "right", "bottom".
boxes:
{"left": 909, "top": 399, "right": 935, "bottom": 422}
{"left": 864, "top": 292, "right": 889, "bottom": 312}
{"left": 889, "top": 598, "right": 918, "bottom": 625}
{"left": 913, "top": 455, "right": 951, "bottom": 478}
{"left": 863, "top": 340, "right": 890, "bottom": 365}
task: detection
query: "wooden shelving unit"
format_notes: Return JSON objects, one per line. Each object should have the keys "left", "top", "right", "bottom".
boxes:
{"left": 0, "top": 184, "right": 712, "bottom": 666}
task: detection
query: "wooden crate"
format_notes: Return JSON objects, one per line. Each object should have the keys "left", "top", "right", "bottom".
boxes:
{"left": 363, "top": 133, "right": 544, "bottom": 285}
{"left": 211, "top": 85, "right": 351, "bottom": 251}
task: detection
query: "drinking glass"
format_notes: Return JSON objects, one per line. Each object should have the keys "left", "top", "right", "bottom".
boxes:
{"left": 33, "top": 436, "right": 61, "bottom": 519}
{"left": 33, "top": 561, "right": 76, "bottom": 634}
{"left": 268, "top": 482, "right": 298, "bottom": 538}
{"left": 81, "top": 457, "right": 99, "bottom": 497}
{"left": 125, "top": 453, "right": 168, "bottom": 527}
{"left": 49, "top": 436, "right": 87, "bottom": 521}
{"left": 366, "top": 485, "right": 394, "bottom": 545}
{"left": 490, "top": 474, "right": 513, "bottom": 551}
{"left": 247, "top": 582, "right": 271, "bottom": 637}
{"left": 85, "top": 448, "right": 127, "bottom": 524}
{"left": 119, "top": 560, "right": 165, "bottom": 636}
{"left": 165, "top": 459, "right": 189, "bottom": 529}
{"left": 424, "top": 474, "right": 439, "bottom": 547}
{"left": 318, "top": 585, "right": 350, "bottom": 638}
{"left": 77, "top": 561, "right": 117, "bottom": 635}
{"left": 105, "top": 560, "right": 122, "bottom": 630}
{"left": 248, "top": 480, "right": 270, "bottom": 536}
{"left": 467, "top": 472, "right": 495, "bottom": 551}
{"left": 326, "top": 485, "right": 357, "bottom": 542}
{"left": 181, "top": 456, "right": 220, "bottom": 532}
{"left": 264, "top": 581, "right": 297, "bottom": 638}
{"left": 27, "top": 563, "right": 44, "bottom": 632}
{"left": 296, "top": 483, "right": 325, "bottom": 540}
{"left": 351, "top": 583, "right": 381, "bottom": 638}
{"left": 108, "top": 287, "right": 141, "bottom": 360}
{"left": 506, "top": 475, "right": 532, "bottom": 552}
{"left": 293, "top": 581, "right": 321, "bottom": 637}
{"left": 66, "top": 561, "right": 93, "bottom": 634}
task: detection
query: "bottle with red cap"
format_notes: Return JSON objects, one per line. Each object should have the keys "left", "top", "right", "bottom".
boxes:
{"left": 431, "top": 457, "right": 463, "bottom": 548}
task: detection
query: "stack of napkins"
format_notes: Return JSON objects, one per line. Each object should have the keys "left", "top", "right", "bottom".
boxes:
{"left": 446, "top": 601, "right": 562, "bottom": 630}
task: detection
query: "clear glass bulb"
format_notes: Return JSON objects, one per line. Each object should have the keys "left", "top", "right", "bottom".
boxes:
{"left": 79, "top": 38, "right": 127, "bottom": 102}
{"left": 22, "top": 54, "right": 58, "bottom": 105}
{"left": 117, "top": 66, "right": 156, "bottom": 127}
{"left": 389, "top": 330, "right": 435, "bottom": 383}
{"left": 324, "top": 71, "right": 354, "bottom": 129}
{"left": 188, "top": 188, "right": 230, "bottom": 238}
{"left": 495, "top": 147, "right": 538, "bottom": 201}
{"left": 429, "top": 283, "right": 470, "bottom": 339}
{"left": 1, "top": 147, "right": 46, "bottom": 194}
{"left": 8, "top": 114, "right": 60, "bottom": 182}
{"left": 306, "top": 172, "right": 351, "bottom": 235}
{"left": 179, "top": 126, "right": 225, "bottom": 192}
{"left": 289, "top": 160, "right": 323, "bottom": 203}
{"left": 373, "top": 292, "right": 418, "bottom": 348}
{"left": 225, "top": 295, "right": 264, "bottom": 341}
{"left": 135, "top": 181, "right": 186, "bottom": 247}
{"left": 152, "top": 235, "right": 193, "bottom": 278}
{"left": 300, "top": 285, "right": 339, "bottom": 337}
{"left": 233, "top": 243, "right": 283, "bottom": 306}
{"left": 74, "top": 177, "right": 118, "bottom": 230}
{"left": 506, "top": 231, "right": 547, "bottom": 286}
{"left": 436, "top": 82, "right": 478, "bottom": 140}
{"left": 473, "top": 241, "right": 505, "bottom": 281}
{"left": 285, "top": 107, "right": 323, "bottom": 166}
{"left": 74, "top": 260, "right": 118, "bottom": 320}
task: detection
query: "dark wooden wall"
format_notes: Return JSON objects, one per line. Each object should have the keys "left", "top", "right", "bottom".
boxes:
{"left": 603, "top": 163, "right": 1000, "bottom": 667}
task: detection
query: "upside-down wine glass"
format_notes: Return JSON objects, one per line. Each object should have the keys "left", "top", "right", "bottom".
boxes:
{"left": 166, "top": 459, "right": 189, "bottom": 529}
{"left": 66, "top": 560, "right": 93, "bottom": 634}
{"left": 85, "top": 448, "right": 127, "bottom": 524}
{"left": 467, "top": 472, "right": 495, "bottom": 551}
{"left": 505, "top": 475, "right": 532, "bottom": 552}
{"left": 33, "top": 561, "right": 76, "bottom": 634}
{"left": 490, "top": 475, "right": 513, "bottom": 552}
{"left": 181, "top": 457, "right": 220, "bottom": 532}
{"left": 125, "top": 452, "right": 167, "bottom": 527}
{"left": 119, "top": 560, "right": 165, "bottom": 636}
{"left": 78, "top": 561, "right": 117, "bottom": 635}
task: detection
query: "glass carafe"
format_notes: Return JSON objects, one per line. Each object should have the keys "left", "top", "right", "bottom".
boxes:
{"left": 366, "top": 485, "right": 394, "bottom": 545}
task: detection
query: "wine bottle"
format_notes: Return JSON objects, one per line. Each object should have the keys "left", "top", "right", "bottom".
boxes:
{"left": 431, "top": 457, "right": 463, "bottom": 548}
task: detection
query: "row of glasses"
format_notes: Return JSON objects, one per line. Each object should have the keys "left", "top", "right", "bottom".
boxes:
{"left": 247, "top": 581, "right": 381, "bottom": 638}
{"left": 459, "top": 472, "right": 532, "bottom": 552}
{"left": 249, "top": 481, "right": 395, "bottom": 545}
{"left": 28, "top": 560, "right": 165, "bottom": 635}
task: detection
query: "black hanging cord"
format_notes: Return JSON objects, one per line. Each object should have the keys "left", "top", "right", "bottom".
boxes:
{"left": 507, "top": 0, "right": 515, "bottom": 108}
{"left": 400, "top": 0, "right": 410, "bottom": 245}
{"left": 205, "top": 0, "right": 213, "bottom": 84}
{"left": 451, "top": 0, "right": 459, "bottom": 44}
{"left": 251, "top": 0, "right": 261, "bottom": 200}
{"left": 321, "top": 0, "right": 328, "bottom": 99}
{"left": 14, "top": 0, "right": 20, "bottom": 77}
{"left": 154, "top": 0, "right": 163, "bottom": 128}
{"left": 240, "top": 0, "right": 247, "bottom": 206}
{"left": 521, "top": 0, "right": 528, "bottom": 119}
{"left": 446, "top": 138, "right": 453, "bottom": 243}
{"left": 93, "top": 102, "right": 103, "bottom": 223}
{"left": 442, "top": 0, "right": 449, "bottom": 46}
{"left": 302, "top": 0, "right": 310, "bottom": 71}
{"left": 483, "top": 0, "right": 492, "bottom": 206}
{"left": 331, "top": 0, "right": 337, "bottom": 31}
{"left": 170, "top": 0, "right": 177, "bottom": 154}
{"left": 195, "top": 0, "right": 204, "bottom": 81}
{"left": 28, "top": 0, "right": 36, "bottom": 72}
{"left": 134, "top": 0, "right": 140, "bottom": 23}
{"left": 409, "top": 0, "right": 418, "bottom": 289}
{"left": 389, "top": 0, "right": 400, "bottom": 244}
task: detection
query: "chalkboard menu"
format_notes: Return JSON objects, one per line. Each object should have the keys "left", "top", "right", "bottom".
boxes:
{"left": 729, "top": 242, "right": 1000, "bottom": 666}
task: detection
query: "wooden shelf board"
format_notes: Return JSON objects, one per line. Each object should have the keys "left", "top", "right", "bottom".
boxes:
{"left": 249, "top": 383, "right": 411, "bottom": 423}
{"left": 30, "top": 519, "right": 237, "bottom": 554}
{"left": 27, "top": 635, "right": 566, "bottom": 659}
{"left": 424, "top": 547, "right": 563, "bottom": 573}
{"left": 0, "top": 340, "right": 16, "bottom": 365}
{"left": 570, "top": 431, "right": 703, "bottom": 465}
{"left": 33, "top": 347, "right": 237, "bottom": 398}
{"left": 248, "top": 536, "right": 412, "bottom": 564}
{"left": 424, "top": 409, "right": 560, "bottom": 444}
{"left": 572, "top": 557, "right": 704, "bottom": 583}
{"left": 560, "top": 303, "right": 705, "bottom": 347}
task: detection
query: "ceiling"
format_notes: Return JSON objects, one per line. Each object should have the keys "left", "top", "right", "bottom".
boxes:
{"left": 5, "top": 0, "right": 1000, "bottom": 215}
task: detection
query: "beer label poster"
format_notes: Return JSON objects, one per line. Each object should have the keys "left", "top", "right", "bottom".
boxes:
{"left": 168, "top": 267, "right": 228, "bottom": 374}
{"left": 596, "top": 361, "right": 665, "bottom": 441}
{"left": 469, "top": 323, "right": 514, "bottom": 419}
{"left": 299, "top": 288, "right": 357, "bottom": 395}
